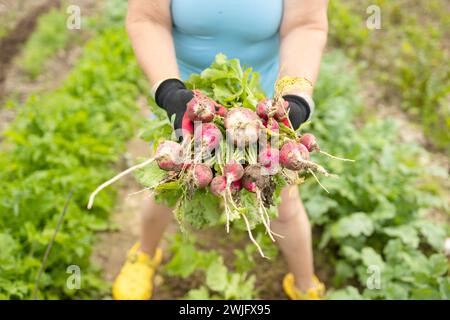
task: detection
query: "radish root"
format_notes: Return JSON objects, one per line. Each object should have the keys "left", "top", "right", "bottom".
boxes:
{"left": 308, "top": 169, "right": 329, "bottom": 193}
{"left": 299, "top": 159, "right": 335, "bottom": 177}
{"left": 87, "top": 157, "right": 156, "bottom": 209}
{"left": 127, "top": 187, "right": 153, "bottom": 199}
{"left": 241, "top": 213, "right": 267, "bottom": 259}
{"left": 320, "top": 150, "right": 355, "bottom": 162}
{"left": 256, "top": 189, "right": 283, "bottom": 241}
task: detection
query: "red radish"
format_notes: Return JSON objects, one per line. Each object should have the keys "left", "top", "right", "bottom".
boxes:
{"left": 258, "top": 146, "right": 279, "bottom": 167}
{"left": 280, "top": 140, "right": 334, "bottom": 177}
{"left": 224, "top": 160, "right": 244, "bottom": 182}
{"left": 215, "top": 104, "right": 228, "bottom": 117}
{"left": 230, "top": 180, "right": 242, "bottom": 192}
{"left": 210, "top": 176, "right": 227, "bottom": 196}
{"left": 257, "top": 98, "right": 288, "bottom": 121}
{"left": 181, "top": 112, "right": 194, "bottom": 135}
{"left": 194, "top": 122, "right": 222, "bottom": 151}
{"left": 280, "top": 118, "right": 291, "bottom": 128}
{"left": 256, "top": 99, "right": 271, "bottom": 120}
{"left": 298, "top": 133, "right": 354, "bottom": 162}
{"left": 156, "top": 141, "right": 184, "bottom": 171}
{"left": 187, "top": 90, "right": 215, "bottom": 122}
{"left": 242, "top": 165, "right": 270, "bottom": 191}
{"left": 183, "top": 162, "right": 192, "bottom": 169}
{"left": 258, "top": 146, "right": 280, "bottom": 175}
{"left": 242, "top": 176, "right": 257, "bottom": 193}
{"left": 190, "top": 164, "right": 213, "bottom": 188}
{"left": 299, "top": 133, "right": 319, "bottom": 152}
{"left": 263, "top": 163, "right": 279, "bottom": 175}
{"left": 263, "top": 118, "right": 280, "bottom": 131}
{"left": 279, "top": 140, "right": 310, "bottom": 170}
{"left": 224, "top": 107, "right": 261, "bottom": 145}
{"left": 273, "top": 99, "right": 289, "bottom": 121}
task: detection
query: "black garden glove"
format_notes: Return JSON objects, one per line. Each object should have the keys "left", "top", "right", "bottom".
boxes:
{"left": 283, "top": 94, "right": 313, "bottom": 130}
{"left": 154, "top": 78, "right": 194, "bottom": 134}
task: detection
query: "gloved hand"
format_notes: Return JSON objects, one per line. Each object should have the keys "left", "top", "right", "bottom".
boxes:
{"left": 154, "top": 78, "right": 194, "bottom": 138}
{"left": 282, "top": 94, "right": 314, "bottom": 130}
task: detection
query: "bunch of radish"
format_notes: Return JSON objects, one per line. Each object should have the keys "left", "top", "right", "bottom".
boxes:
{"left": 87, "top": 79, "right": 353, "bottom": 257}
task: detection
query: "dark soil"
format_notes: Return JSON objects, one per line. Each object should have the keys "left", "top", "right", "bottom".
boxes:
{"left": 0, "top": 0, "right": 60, "bottom": 97}
{"left": 153, "top": 226, "right": 290, "bottom": 300}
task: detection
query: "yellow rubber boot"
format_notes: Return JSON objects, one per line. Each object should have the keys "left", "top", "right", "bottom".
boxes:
{"left": 283, "top": 273, "right": 326, "bottom": 300}
{"left": 112, "top": 243, "right": 162, "bottom": 300}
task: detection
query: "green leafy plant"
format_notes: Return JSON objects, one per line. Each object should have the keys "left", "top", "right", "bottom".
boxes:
{"left": 0, "top": 5, "right": 145, "bottom": 298}
{"left": 303, "top": 52, "right": 449, "bottom": 299}
{"left": 164, "top": 234, "right": 256, "bottom": 300}
{"left": 329, "top": 0, "right": 450, "bottom": 152}
{"left": 17, "top": 7, "right": 78, "bottom": 79}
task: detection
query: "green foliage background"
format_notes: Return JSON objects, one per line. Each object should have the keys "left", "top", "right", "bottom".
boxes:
{"left": 17, "top": 6, "right": 78, "bottom": 79}
{"left": 0, "top": 0, "right": 448, "bottom": 300}
{"left": 0, "top": 2, "right": 143, "bottom": 299}
{"left": 329, "top": 0, "right": 450, "bottom": 153}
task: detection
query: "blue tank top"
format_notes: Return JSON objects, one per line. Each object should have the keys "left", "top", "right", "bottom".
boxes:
{"left": 171, "top": 0, "right": 283, "bottom": 96}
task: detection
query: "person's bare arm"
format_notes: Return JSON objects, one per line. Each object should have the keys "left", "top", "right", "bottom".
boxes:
{"left": 279, "top": 0, "right": 328, "bottom": 95}
{"left": 126, "top": 0, "right": 179, "bottom": 89}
